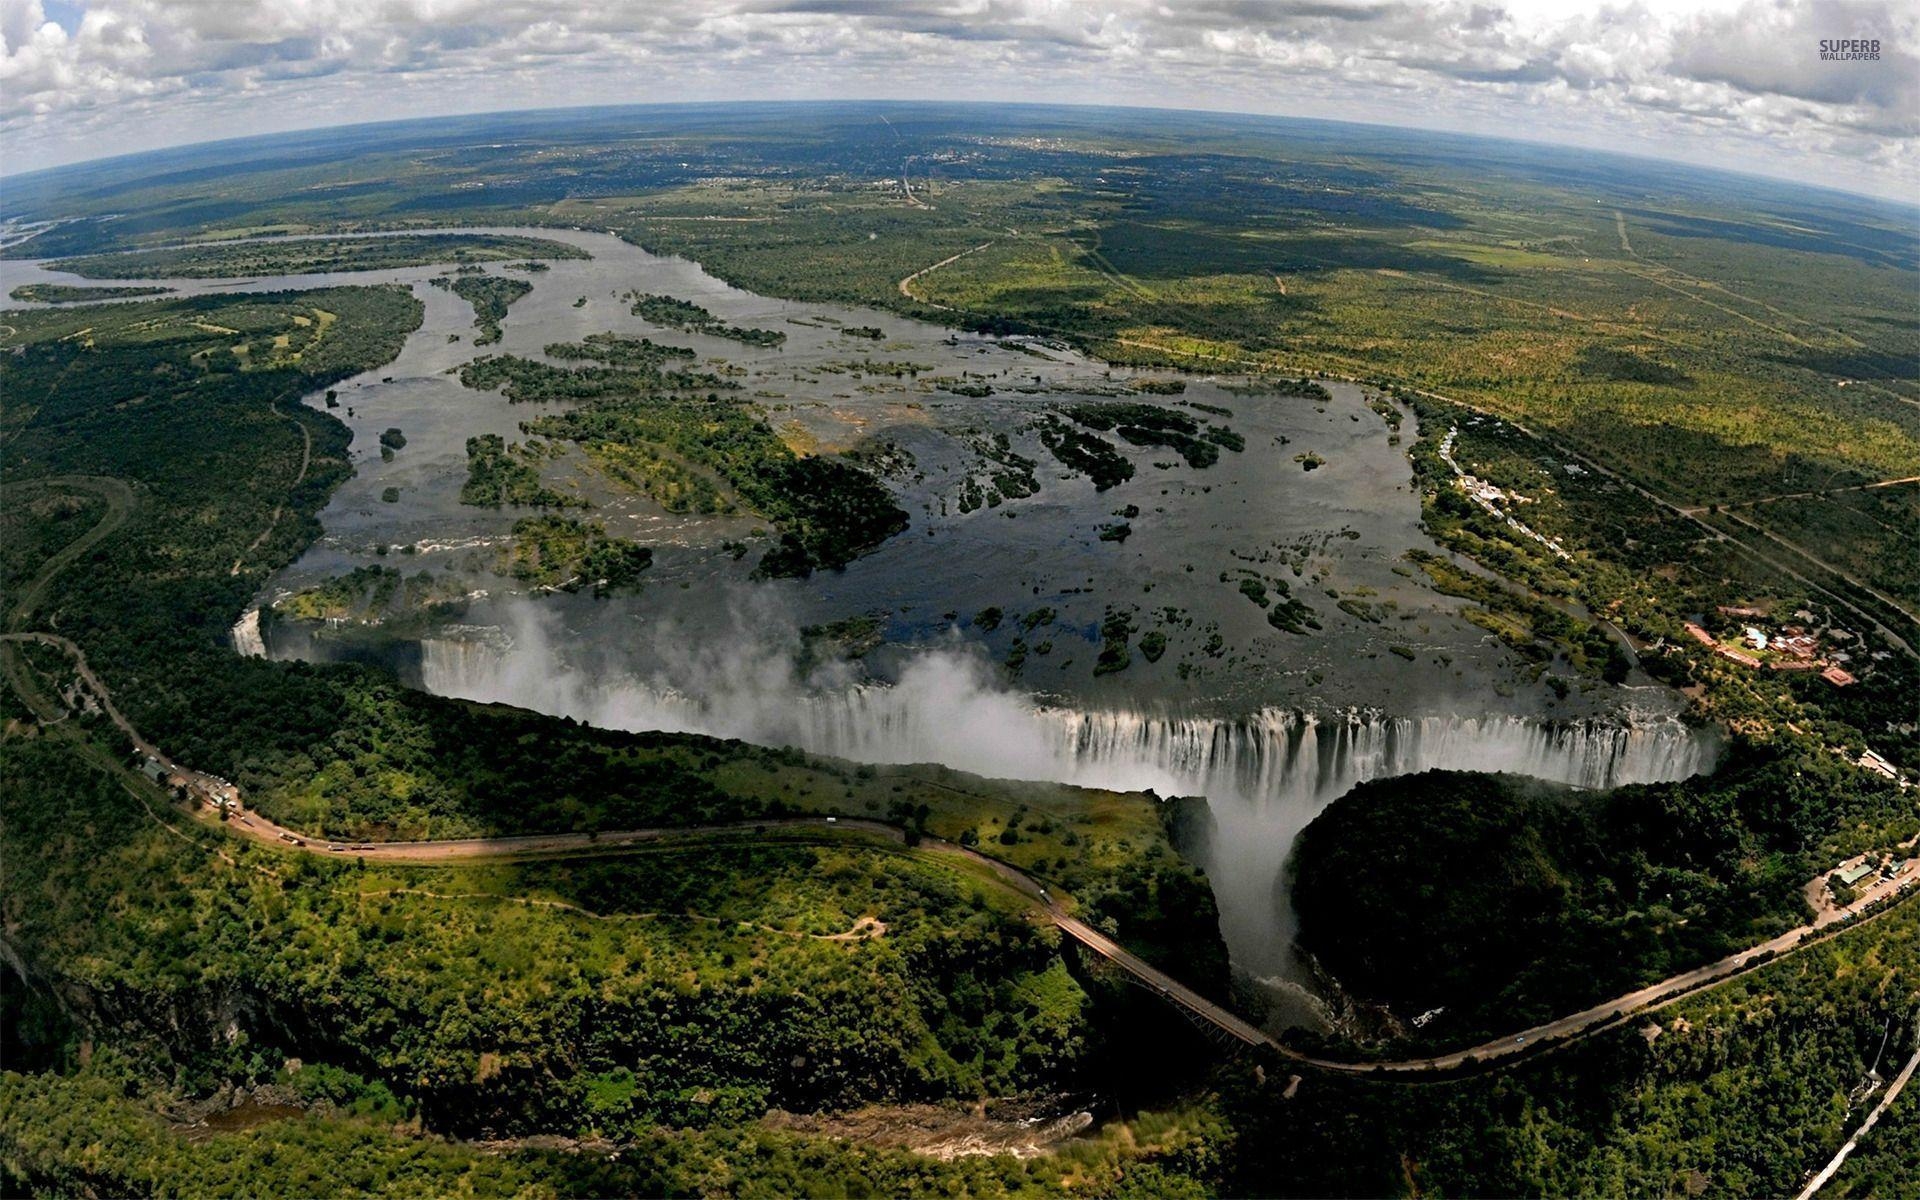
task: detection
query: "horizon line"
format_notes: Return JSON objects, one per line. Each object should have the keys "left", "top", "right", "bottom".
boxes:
{"left": 5, "top": 96, "right": 1918, "bottom": 216}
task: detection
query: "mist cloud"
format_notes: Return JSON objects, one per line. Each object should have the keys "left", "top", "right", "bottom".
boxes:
{"left": 405, "top": 595, "right": 1713, "bottom": 975}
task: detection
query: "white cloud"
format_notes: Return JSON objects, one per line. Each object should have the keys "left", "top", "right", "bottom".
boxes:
{"left": 0, "top": 0, "right": 1914, "bottom": 198}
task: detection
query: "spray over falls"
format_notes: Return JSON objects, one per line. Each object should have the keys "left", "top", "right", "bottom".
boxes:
{"left": 411, "top": 622, "right": 1715, "bottom": 977}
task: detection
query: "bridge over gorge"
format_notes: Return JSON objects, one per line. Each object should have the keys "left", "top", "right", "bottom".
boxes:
{"left": 9, "top": 619, "right": 1920, "bottom": 1079}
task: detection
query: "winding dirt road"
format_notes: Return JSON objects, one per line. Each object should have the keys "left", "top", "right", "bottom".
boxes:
{"left": 231, "top": 407, "right": 311, "bottom": 576}
{"left": 897, "top": 241, "right": 996, "bottom": 306}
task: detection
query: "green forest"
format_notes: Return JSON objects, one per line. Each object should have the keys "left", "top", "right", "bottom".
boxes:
{"left": 0, "top": 284, "right": 1232, "bottom": 1193}
{"left": 2, "top": 105, "right": 1917, "bottom": 1197}
{"left": 48, "top": 233, "right": 588, "bottom": 279}
{"left": 1289, "top": 759, "right": 1916, "bottom": 1049}
{"left": 433, "top": 272, "right": 534, "bottom": 344}
{"left": 463, "top": 340, "right": 908, "bottom": 576}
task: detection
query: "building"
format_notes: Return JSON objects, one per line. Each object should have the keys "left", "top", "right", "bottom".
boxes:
{"left": 1858, "top": 750, "right": 1899, "bottom": 781}
{"left": 1773, "top": 631, "right": 1819, "bottom": 661}
{"left": 1822, "top": 666, "right": 1857, "bottom": 687}
{"left": 1836, "top": 862, "right": 1876, "bottom": 889}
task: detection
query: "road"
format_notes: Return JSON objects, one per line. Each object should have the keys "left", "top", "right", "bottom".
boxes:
{"left": 1678, "top": 474, "right": 1920, "bottom": 516}
{"left": 3, "top": 476, "right": 135, "bottom": 628}
{"left": 9, "top": 465, "right": 1917, "bottom": 1081}
{"left": 1716, "top": 505, "right": 1920, "bottom": 627}
{"left": 1336, "top": 846, "right": 1919, "bottom": 1075}
{"left": 230, "top": 407, "right": 311, "bottom": 576}
{"left": 1080, "top": 329, "right": 1920, "bottom": 662}
{"left": 886, "top": 234, "right": 1915, "bottom": 656}
{"left": 18, "top": 618, "right": 1919, "bottom": 1078}
{"left": 1384, "top": 378, "right": 1920, "bottom": 662}
{"left": 1795, "top": 1021, "right": 1920, "bottom": 1200}
{"left": 897, "top": 241, "right": 996, "bottom": 304}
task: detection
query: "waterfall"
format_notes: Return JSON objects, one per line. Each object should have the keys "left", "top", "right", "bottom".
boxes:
{"left": 230, "top": 609, "right": 266, "bottom": 659}
{"left": 417, "top": 632, "right": 1715, "bottom": 976}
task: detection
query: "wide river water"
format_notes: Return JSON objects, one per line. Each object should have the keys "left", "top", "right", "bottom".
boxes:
{"left": 2, "top": 227, "right": 1716, "bottom": 1004}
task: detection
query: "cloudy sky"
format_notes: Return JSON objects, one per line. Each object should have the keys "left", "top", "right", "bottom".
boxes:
{"left": 2, "top": 0, "right": 1916, "bottom": 200}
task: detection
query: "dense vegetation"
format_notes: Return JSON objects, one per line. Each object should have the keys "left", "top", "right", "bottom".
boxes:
{"left": 1289, "top": 755, "right": 1916, "bottom": 1048}
{"left": 1826, "top": 1081, "right": 1920, "bottom": 1198}
{"left": 1222, "top": 896, "right": 1920, "bottom": 1197}
{"left": 1060, "top": 402, "right": 1240, "bottom": 471}
{"left": 3, "top": 103, "right": 1917, "bottom": 1195}
{"left": 628, "top": 291, "right": 786, "bottom": 346}
{"left": 9, "top": 282, "right": 171, "bottom": 302}
{"left": 1039, "top": 419, "right": 1135, "bottom": 490}
{"left": 268, "top": 567, "right": 478, "bottom": 639}
{"left": 501, "top": 515, "right": 653, "bottom": 594}
{"left": 459, "top": 434, "right": 585, "bottom": 509}
{"left": 0, "top": 1064, "right": 1225, "bottom": 1199}
{"left": 463, "top": 341, "right": 908, "bottom": 576}
{"left": 545, "top": 331, "right": 697, "bottom": 368}
{"left": 48, "top": 233, "right": 587, "bottom": 278}
{"left": 432, "top": 272, "right": 533, "bottom": 344}
{"left": 3, "top": 730, "right": 1227, "bottom": 1139}
{"left": 0, "top": 283, "right": 1234, "bottom": 1185}
{"left": 1405, "top": 397, "right": 1918, "bottom": 765}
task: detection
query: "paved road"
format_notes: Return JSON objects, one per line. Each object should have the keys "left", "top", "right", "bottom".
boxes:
{"left": 1795, "top": 1022, "right": 1920, "bottom": 1200}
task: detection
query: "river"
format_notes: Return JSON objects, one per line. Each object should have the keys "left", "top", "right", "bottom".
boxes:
{"left": 1, "top": 226, "right": 1717, "bottom": 994}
